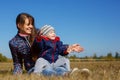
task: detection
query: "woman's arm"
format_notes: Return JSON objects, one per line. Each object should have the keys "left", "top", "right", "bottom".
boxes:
{"left": 9, "top": 41, "right": 23, "bottom": 74}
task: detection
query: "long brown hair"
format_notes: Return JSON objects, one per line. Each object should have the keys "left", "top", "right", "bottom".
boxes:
{"left": 16, "top": 13, "right": 37, "bottom": 45}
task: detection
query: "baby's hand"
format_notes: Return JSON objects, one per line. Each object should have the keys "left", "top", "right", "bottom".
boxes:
{"left": 72, "top": 44, "right": 84, "bottom": 53}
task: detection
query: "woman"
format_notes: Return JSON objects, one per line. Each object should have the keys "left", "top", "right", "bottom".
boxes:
{"left": 9, "top": 13, "right": 37, "bottom": 74}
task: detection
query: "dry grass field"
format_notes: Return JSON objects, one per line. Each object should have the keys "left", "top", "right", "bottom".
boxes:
{"left": 0, "top": 61, "right": 120, "bottom": 80}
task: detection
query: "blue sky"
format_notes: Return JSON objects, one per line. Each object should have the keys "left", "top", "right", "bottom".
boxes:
{"left": 0, "top": 0, "right": 120, "bottom": 58}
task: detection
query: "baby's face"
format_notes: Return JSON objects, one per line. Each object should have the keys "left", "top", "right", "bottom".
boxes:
{"left": 46, "top": 30, "right": 56, "bottom": 40}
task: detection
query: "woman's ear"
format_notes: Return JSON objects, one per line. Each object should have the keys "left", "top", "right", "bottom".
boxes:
{"left": 17, "top": 23, "right": 20, "bottom": 29}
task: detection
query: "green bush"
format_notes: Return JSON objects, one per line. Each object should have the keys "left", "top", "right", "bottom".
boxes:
{"left": 0, "top": 53, "right": 8, "bottom": 62}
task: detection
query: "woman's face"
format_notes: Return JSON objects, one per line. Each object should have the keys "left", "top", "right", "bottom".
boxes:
{"left": 18, "top": 18, "right": 33, "bottom": 35}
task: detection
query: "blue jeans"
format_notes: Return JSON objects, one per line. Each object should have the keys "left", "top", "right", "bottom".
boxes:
{"left": 42, "top": 66, "right": 68, "bottom": 76}
{"left": 34, "top": 57, "right": 70, "bottom": 76}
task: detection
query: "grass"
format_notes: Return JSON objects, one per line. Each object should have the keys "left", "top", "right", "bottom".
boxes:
{"left": 0, "top": 61, "right": 120, "bottom": 80}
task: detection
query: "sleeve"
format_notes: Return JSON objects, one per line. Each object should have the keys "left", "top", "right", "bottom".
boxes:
{"left": 9, "top": 41, "right": 20, "bottom": 64}
{"left": 9, "top": 41, "right": 23, "bottom": 74}
{"left": 57, "top": 41, "right": 69, "bottom": 56}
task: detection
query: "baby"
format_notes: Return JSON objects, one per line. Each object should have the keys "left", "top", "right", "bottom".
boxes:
{"left": 31, "top": 25, "right": 84, "bottom": 76}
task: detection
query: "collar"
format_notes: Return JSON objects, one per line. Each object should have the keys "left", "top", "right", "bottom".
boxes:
{"left": 19, "top": 33, "right": 29, "bottom": 37}
{"left": 36, "top": 35, "right": 60, "bottom": 42}
{"left": 17, "top": 33, "right": 29, "bottom": 40}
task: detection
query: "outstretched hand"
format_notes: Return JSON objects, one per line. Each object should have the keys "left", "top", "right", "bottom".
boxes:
{"left": 67, "top": 44, "right": 84, "bottom": 53}
{"left": 71, "top": 44, "right": 84, "bottom": 53}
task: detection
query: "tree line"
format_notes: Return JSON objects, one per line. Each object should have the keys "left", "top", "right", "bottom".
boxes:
{"left": 0, "top": 52, "right": 120, "bottom": 62}
{"left": 69, "top": 52, "right": 120, "bottom": 61}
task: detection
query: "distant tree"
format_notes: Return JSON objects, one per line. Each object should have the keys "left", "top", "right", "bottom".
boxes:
{"left": 69, "top": 55, "right": 77, "bottom": 59}
{"left": 115, "top": 52, "right": 119, "bottom": 59}
{"left": 98, "top": 55, "right": 104, "bottom": 59}
{"left": 107, "top": 52, "right": 112, "bottom": 57}
{"left": 84, "top": 56, "right": 88, "bottom": 59}
{"left": 93, "top": 53, "right": 97, "bottom": 59}
{"left": 0, "top": 53, "right": 8, "bottom": 62}
{"left": 106, "top": 52, "right": 113, "bottom": 60}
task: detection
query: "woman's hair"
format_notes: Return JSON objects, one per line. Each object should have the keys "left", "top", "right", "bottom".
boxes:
{"left": 16, "top": 13, "right": 37, "bottom": 45}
